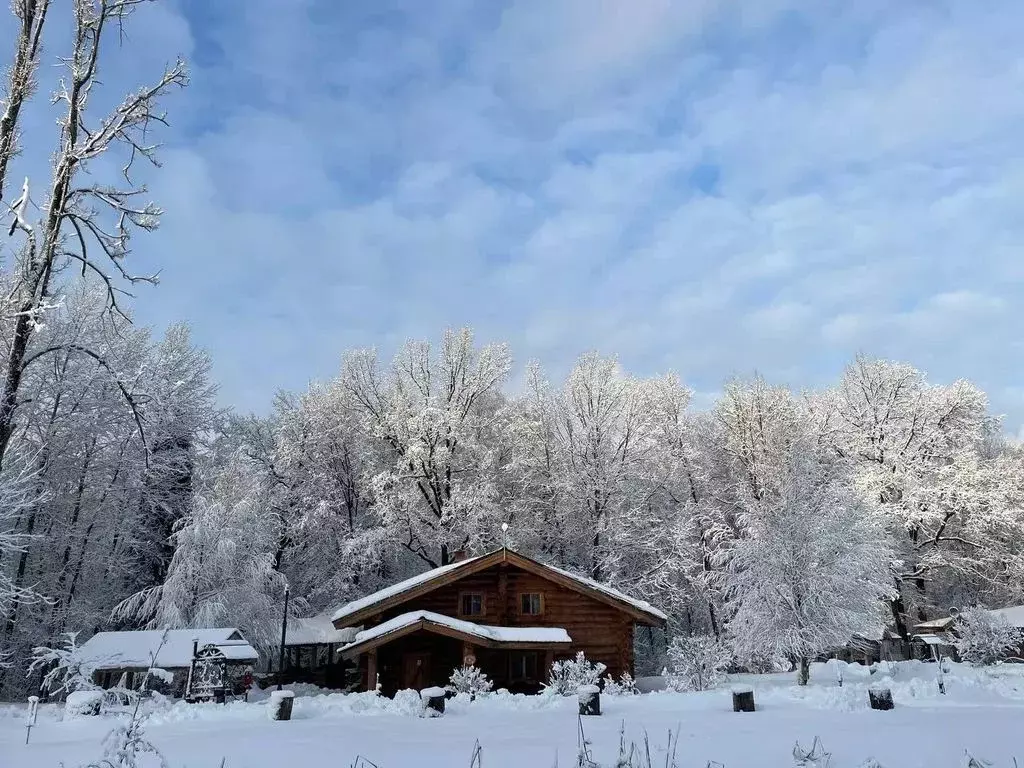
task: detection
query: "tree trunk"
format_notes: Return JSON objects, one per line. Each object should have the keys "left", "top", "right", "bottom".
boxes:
{"left": 797, "top": 657, "right": 810, "bottom": 686}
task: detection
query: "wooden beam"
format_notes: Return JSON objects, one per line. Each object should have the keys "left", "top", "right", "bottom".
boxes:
{"left": 498, "top": 564, "right": 508, "bottom": 624}
{"left": 366, "top": 649, "right": 377, "bottom": 693}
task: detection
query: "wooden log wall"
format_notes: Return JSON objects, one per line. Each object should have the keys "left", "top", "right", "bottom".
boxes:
{"left": 370, "top": 563, "right": 636, "bottom": 679}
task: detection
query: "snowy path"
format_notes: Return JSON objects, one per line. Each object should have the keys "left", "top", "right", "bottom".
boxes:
{"left": 4, "top": 663, "right": 1024, "bottom": 767}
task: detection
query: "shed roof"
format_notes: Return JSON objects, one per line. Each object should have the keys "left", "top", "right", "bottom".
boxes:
{"left": 77, "top": 628, "right": 258, "bottom": 670}
{"left": 284, "top": 614, "right": 358, "bottom": 646}
{"left": 330, "top": 548, "right": 667, "bottom": 627}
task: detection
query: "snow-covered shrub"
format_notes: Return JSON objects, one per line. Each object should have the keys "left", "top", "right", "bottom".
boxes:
{"left": 954, "top": 607, "right": 1022, "bottom": 665}
{"left": 664, "top": 634, "right": 731, "bottom": 692}
{"left": 602, "top": 672, "right": 639, "bottom": 696}
{"left": 545, "top": 651, "right": 607, "bottom": 695}
{"left": 447, "top": 664, "right": 493, "bottom": 697}
{"left": 65, "top": 690, "right": 104, "bottom": 718}
{"left": 27, "top": 632, "right": 97, "bottom": 696}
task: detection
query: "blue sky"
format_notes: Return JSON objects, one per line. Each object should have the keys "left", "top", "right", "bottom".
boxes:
{"left": 7, "top": 0, "right": 1023, "bottom": 433}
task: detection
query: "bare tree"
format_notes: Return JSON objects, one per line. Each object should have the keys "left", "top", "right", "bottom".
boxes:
{"left": 0, "top": 0, "right": 187, "bottom": 470}
{"left": 0, "top": 0, "right": 51, "bottom": 200}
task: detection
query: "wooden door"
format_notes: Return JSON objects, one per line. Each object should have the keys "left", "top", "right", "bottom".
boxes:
{"left": 401, "top": 651, "right": 430, "bottom": 690}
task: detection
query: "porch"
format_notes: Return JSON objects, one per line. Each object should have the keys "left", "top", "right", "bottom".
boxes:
{"left": 339, "top": 610, "right": 572, "bottom": 696}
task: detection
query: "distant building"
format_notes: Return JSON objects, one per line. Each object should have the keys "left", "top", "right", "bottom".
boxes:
{"left": 77, "top": 628, "right": 259, "bottom": 697}
{"left": 276, "top": 614, "right": 358, "bottom": 688}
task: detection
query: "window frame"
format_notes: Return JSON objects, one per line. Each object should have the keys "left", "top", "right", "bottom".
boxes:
{"left": 519, "top": 592, "right": 544, "bottom": 617}
{"left": 458, "top": 591, "right": 485, "bottom": 618}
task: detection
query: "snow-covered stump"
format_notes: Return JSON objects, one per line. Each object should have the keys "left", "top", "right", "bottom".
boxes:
{"left": 868, "top": 686, "right": 893, "bottom": 711}
{"left": 268, "top": 690, "right": 294, "bottom": 721}
{"left": 65, "top": 690, "right": 103, "bottom": 718}
{"left": 731, "top": 685, "right": 755, "bottom": 712}
{"left": 421, "top": 686, "right": 446, "bottom": 717}
{"left": 578, "top": 684, "right": 601, "bottom": 716}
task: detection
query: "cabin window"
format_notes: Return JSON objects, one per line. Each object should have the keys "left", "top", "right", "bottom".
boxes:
{"left": 460, "top": 592, "right": 484, "bottom": 617}
{"left": 510, "top": 651, "right": 541, "bottom": 681}
{"left": 520, "top": 593, "right": 543, "bottom": 616}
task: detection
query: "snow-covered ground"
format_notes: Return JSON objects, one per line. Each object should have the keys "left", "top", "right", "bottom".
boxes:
{"left": 4, "top": 661, "right": 1024, "bottom": 767}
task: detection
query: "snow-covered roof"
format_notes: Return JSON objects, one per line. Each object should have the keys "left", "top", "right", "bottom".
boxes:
{"left": 988, "top": 605, "right": 1024, "bottom": 629}
{"left": 331, "top": 555, "right": 486, "bottom": 624}
{"left": 285, "top": 614, "right": 358, "bottom": 646}
{"left": 341, "top": 610, "right": 571, "bottom": 653}
{"left": 77, "top": 629, "right": 259, "bottom": 670}
{"left": 330, "top": 548, "right": 666, "bottom": 626}
{"left": 543, "top": 561, "right": 668, "bottom": 622}
{"left": 912, "top": 633, "right": 955, "bottom": 647}
{"left": 913, "top": 616, "right": 957, "bottom": 631}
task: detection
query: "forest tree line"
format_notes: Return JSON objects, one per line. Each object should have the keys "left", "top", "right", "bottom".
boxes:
{"left": 2, "top": 0, "right": 1023, "bottom": 700}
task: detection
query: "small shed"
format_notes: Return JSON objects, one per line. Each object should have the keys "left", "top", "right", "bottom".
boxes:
{"left": 278, "top": 614, "right": 358, "bottom": 688}
{"left": 77, "top": 628, "right": 258, "bottom": 697}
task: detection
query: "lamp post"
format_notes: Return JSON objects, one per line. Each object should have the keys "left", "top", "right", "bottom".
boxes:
{"left": 277, "top": 586, "right": 290, "bottom": 691}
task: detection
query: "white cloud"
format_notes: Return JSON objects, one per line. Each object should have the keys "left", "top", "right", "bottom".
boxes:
{"left": 16, "top": 0, "right": 1017, "bottom": 432}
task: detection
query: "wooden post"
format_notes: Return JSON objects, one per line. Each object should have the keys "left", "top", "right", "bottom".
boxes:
{"left": 578, "top": 685, "right": 600, "bottom": 716}
{"left": 421, "top": 686, "right": 446, "bottom": 717}
{"left": 277, "top": 587, "right": 290, "bottom": 691}
{"left": 731, "top": 686, "right": 755, "bottom": 712}
{"left": 868, "top": 686, "right": 893, "bottom": 710}
{"left": 366, "top": 649, "right": 378, "bottom": 693}
{"left": 269, "top": 690, "right": 294, "bottom": 721}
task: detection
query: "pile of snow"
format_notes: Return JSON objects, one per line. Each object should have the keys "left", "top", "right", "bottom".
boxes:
{"left": 64, "top": 690, "right": 103, "bottom": 718}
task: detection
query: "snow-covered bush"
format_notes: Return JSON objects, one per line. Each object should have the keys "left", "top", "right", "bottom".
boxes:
{"left": 664, "top": 634, "right": 732, "bottom": 692}
{"left": 954, "top": 607, "right": 1022, "bottom": 665}
{"left": 65, "top": 690, "right": 104, "bottom": 718}
{"left": 545, "top": 651, "right": 607, "bottom": 695}
{"left": 602, "top": 672, "right": 639, "bottom": 696}
{"left": 447, "top": 664, "right": 493, "bottom": 697}
{"left": 27, "top": 632, "right": 97, "bottom": 696}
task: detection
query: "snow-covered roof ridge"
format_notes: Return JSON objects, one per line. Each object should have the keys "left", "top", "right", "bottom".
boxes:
{"left": 77, "top": 628, "right": 259, "bottom": 670}
{"left": 341, "top": 610, "right": 572, "bottom": 652}
{"left": 329, "top": 548, "right": 666, "bottom": 626}
{"left": 331, "top": 554, "right": 485, "bottom": 624}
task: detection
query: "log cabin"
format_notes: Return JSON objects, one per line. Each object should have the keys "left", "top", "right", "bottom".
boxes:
{"left": 330, "top": 547, "right": 667, "bottom": 695}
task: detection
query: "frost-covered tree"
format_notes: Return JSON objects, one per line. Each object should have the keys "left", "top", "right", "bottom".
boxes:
{"left": 726, "top": 436, "right": 895, "bottom": 685}
{"left": 121, "top": 326, "right": 218, "bottom": 606}
{"left": 664, "top": 634, "right": 732, "bottom": 692}
{"left": 545, "top": 651, "right": 607, "bottom": 695}
{"left": 954, "top": 607, "right": 1022, "bottom": 665}
{"left": 447, "top": 664, "right": 493, "bottom": 696}
{"left": 341, "top": 328, "right": 511, "bottom": 567}
{"left": 507, "top": 354, "right": 665, "bottom": 581}
{"left": 115, "top": 458, "right": 287, "bottom": 650}
{"left": 27, "top": 632, "right": 97, "bottom": 695}
{"left": 816, "top": 357, "right": 990, "bottom": 635}
{"left": 0, "top": 0, "right": 187, "bottom": 470}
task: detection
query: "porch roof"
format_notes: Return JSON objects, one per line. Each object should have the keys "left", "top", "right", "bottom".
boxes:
{"left": 339, "top": 610, "right": 572, "bottom": 657}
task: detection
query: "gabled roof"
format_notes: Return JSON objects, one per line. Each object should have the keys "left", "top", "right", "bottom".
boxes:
{"left": 77, "top": 628, "right": 258, "bottom": 670}
{"left": 913, "top": 616, "right": 957, "bottom": 632}
{"left": 339, "top": 610, "right": 572, "bottom": 657}
{"left": 330, "top": 548, "right": 667, "bottom": 628}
